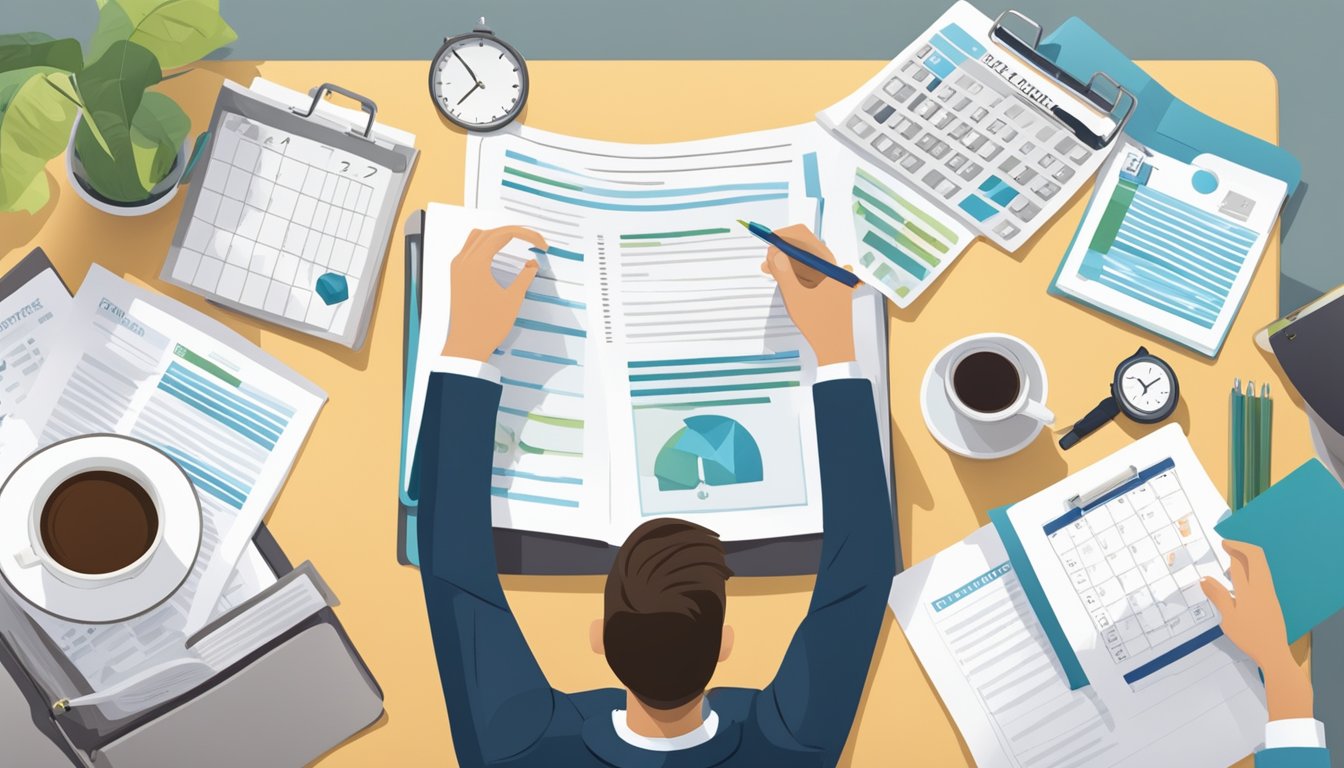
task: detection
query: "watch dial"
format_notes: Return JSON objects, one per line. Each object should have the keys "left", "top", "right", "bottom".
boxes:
{"left": 433, "top": 37, "right": 524, "bottom": 126}
{"left": 1119, "top": 361, "right": 1173, "bottom": 414}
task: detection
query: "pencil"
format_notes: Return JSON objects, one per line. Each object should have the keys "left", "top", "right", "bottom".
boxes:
{"left": 1244, "top": 380, "right": 1257, "bottom": 504}
{"left": 1260, "top": 383, "right": 1273, "bottom": 494}
{"left": 1230, "top": 379, "right": 1244, "bottom": 510}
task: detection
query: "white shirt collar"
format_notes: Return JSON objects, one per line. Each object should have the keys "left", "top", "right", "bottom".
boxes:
{"left": 611, "top": 707, "right": 719, "bottom": 752}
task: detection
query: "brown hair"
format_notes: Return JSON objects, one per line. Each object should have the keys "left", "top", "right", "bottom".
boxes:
{"left": 603, "top": 519, "right": 734, "bottom": 710}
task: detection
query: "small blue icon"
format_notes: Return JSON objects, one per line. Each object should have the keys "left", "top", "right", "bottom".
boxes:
{"left": 1191, "top": 170, "right": 1218, "bottom": 194}
{"left": 315, "top": 273, "right": 349, "bottom": 305}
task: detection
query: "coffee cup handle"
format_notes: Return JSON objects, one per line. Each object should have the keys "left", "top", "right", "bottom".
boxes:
{"left": 13, "top": 546, "right": 41, "bottom": 569}
{"left": 1021, "top": 399, "right": 1055, "bottom": 426}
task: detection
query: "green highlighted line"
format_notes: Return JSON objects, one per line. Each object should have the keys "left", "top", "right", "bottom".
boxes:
{"left": 855, "top": 202, "right": 941, "bottom": 267}
{"left": 629, "top": 365, "right": 801, "bottom": 383}
{"left": 632, "top": 381, "right": 799, "bottom": 398}
{"left": 855, "top": 167, "right": 959, "bottom": 243}
{"left": 634, "top": 396, "right": 773, "bottom": 411}
{"left": 504, "top": 166, "right": 583, "bottom": 191}
{"left": 174, "top": 345, "right": 241, "bottom": 387}
{"left": 518, "top": 441, "right": 582, "bottom": 457}
{"left": 621, "top": 227, "right": 731, "bottom": 241}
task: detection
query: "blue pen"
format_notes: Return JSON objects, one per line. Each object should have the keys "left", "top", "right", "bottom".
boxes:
{"left": 737, "top": 220, "right": 860, "bottom": 287}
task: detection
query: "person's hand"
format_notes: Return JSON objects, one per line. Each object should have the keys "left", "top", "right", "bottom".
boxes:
{"left": 759, "top": 224, "right": 857, "bottom": 366}
{"left": 441, "top": 226, "right": 548, "bottom": 362}
{"left": 1201, "top": 540, "right": 1313, "bottom": 720}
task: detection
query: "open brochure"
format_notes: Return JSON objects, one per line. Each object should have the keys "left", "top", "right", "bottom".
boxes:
{"left": 0, "top": 267, "right": 325, "bottom": 716}
{"left": 888, "top": 426, "right": 1268, "bottom": 767}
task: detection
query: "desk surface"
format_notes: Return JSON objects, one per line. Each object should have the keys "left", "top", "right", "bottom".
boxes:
{"left": 0, "top": 60, "right": 1311, "bottom": 767}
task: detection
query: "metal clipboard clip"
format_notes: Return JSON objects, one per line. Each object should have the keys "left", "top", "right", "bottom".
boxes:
{"left": 1066, "top": 465, "right": 1139, "bottom": 510}
{"left": 290, "top": 82, "right": 379, "bottom": 141}
{"left": 989, "top": 10, "right": 1137, "bottom": 150}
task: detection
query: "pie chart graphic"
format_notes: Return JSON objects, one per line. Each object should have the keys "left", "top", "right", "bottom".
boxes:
{"left": 654, "top": 415, "right": 764, "bottom": 493}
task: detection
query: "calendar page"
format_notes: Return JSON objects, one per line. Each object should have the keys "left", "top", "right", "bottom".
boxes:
{"left": 1003, "top": 425, "right": 1258, "bottom": 720}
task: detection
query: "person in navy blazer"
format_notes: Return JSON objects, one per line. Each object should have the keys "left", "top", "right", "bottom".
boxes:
{"left": 1202, "top": 540, "right": 1330, "bottom": 766}
{"left": 417, "top": 224, "right": 895, "bottom": 767}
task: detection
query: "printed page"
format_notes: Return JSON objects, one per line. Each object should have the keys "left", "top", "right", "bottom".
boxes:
{"left": 404, "top": 204, "right": 611, "bottom": 542}
{"left": 1053, "top": 140, "right": 1288, "bottom": 356}
{"left": 466, "top": 124, "right": 887, "bottom": 543}
{"left": 1001, "top": 425, "right": 1263, "bottom": 720}
{"left": 0, "top": 266, "right": 323, "bottom": 715}
{"left": 891, "top": 524, "right": 1266, "bottom": 768}
{"left": 0, "top": 267, "right": 69, "bottom": 418}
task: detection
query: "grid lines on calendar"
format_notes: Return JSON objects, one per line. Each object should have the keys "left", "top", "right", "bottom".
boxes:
{"left": 169, "top": 111, "right": 391, "bottom": 335}
{"left": 1045, "top": 465, "right": 1226, "bottom": 669}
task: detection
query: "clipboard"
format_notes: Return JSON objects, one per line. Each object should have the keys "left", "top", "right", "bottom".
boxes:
{"left": 0, "top": 250, "right": 382, "bottom": 766}
{"left": 396, "top": 211, "right": 899, "bottom": 576}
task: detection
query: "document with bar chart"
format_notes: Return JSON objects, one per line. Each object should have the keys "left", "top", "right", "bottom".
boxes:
{"left": 1052, "top": 141, "right": 1287, "bottom": 356}
{"left": 407, "top": 126, "right": 891, "bottom": 544}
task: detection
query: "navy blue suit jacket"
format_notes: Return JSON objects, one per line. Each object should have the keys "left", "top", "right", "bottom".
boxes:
{"left": 418, "top": 373, "right": 896, "bottom": 767}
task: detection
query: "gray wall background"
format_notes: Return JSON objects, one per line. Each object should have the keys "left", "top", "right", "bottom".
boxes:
{"left": 4, "top": 1, "right": 1342, "bottom": 765}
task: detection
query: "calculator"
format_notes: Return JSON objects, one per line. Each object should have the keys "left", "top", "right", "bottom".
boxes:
{"left": 162, "top": 81, "right": 417, "bottom": 350}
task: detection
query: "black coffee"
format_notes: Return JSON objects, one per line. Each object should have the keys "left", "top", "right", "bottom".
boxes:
{"left": 39, "top": 471, "right": 157, "bottom": 575}
{"left": 952, "top": 351, "right": 1021, "bottom": 413}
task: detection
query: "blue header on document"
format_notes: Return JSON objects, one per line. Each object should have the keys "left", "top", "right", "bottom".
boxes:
{"left": 932, "top": 562, "right": 1012, "bottom": 612}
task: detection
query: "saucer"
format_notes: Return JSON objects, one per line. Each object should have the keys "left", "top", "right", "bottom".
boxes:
{"left": 920, "top": 335, "right": 1048, "bottom": 460}
{"left": 0, "top": 435, "right": 201, "bottom": 624}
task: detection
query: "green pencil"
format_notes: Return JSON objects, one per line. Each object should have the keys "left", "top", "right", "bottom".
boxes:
{"left": 1244, "top": 380, "right": 1257, "bottom": 505}
{"left": 1260, "top": 383, "right": 1273, "bottom": 495}
{"left": 1230, "top": 379, "right": 1244, "bottom": 510}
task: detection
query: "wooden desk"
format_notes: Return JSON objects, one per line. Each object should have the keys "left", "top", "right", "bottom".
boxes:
{"left": 0, "top": 60, "right": 1308, "bottom": 767}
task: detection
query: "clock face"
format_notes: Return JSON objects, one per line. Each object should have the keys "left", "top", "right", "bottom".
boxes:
{"left": 1118, "top": 359, "right": 1174, "bottom": 415}
{"left": 431, "top": 34, "right": 526, "bottom": 129}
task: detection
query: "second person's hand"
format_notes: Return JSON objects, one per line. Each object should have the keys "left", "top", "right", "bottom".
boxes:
{"left": 760, "top": 224, "right": 857, "bottom": 366}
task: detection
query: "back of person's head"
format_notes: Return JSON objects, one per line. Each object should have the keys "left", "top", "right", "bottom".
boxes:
{"left": 602, "top": 519, "right": 734, "bottom": 710}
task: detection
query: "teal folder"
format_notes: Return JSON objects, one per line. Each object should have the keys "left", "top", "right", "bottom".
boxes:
{"left": 1215, "top": 459, "right": 1344, "bottom": 643}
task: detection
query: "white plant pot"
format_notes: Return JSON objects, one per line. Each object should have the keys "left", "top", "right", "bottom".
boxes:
{"left": 65, "top": 112, "right": 190, "bottom": 218}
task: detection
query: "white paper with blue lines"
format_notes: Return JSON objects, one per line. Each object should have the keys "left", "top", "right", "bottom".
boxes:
{"left": 1053, "top": 141, "right": 1287, "bottom": 356}
{"left": 401, "top": 126, "right": 888, "bottom": 544}
{"left": 0, "top": 265, "right": 324, "bottom": 713}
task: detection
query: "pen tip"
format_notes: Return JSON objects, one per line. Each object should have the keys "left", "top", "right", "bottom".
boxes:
{"left": 736, "top": 219, "right": 750, "bottom": 228}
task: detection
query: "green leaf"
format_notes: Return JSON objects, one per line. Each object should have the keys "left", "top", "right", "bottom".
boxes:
{"left": 73, "top": 40, "right": 162, "bottom": 202}
{"left": 0, "top": 33, "right": 83, "bottom": 76}
{"left": 91, "top": 0, "right": 237, "bottom": 70}
{"left": 0, "top": 67, "right": 79, "bottom": 213}
{"left": 129, "top": 91, "right": 188, "bottom": 191}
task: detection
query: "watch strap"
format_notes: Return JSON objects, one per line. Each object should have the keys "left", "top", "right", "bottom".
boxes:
{"left": 1059, "top": 396, "right": 1121, "bottom": 450}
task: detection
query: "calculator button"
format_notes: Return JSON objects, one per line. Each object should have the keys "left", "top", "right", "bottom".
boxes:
{"left": 900, "top": 154, "right": 924, "bottom": 172}
{"left": 846, "top": 116, "right": 874, "bottom": 138}
{"left": 1070, "top": 146, "right": 1092, "bottom": 164}
{"left": 949, "top": 122, "right": 971, "bottom": 140}
{"left": 957, "top": 161, "right": 982, "bottom": 180}
{"left": 970, "top": 107, "right": 989, "bottom": 122}
{"left": 1052, "top": 165, "right": 1076, "bottom": 183}
{"left": 872, "top": 135, "right": 895, "bottom": 153}
{"left": 936, "top": 87, "right": 956, "bottom": 102}
{"left": 872, "top": 104, "right": 896, "bottom": 125}
{"left": 976, "top": 142, "right": 1002, "bottom": 161}
{"left": 994, "top": 221, "right": 1020, "bottom": 239}
{"left": 1038, "top": 153, "right": 1057, "bottom": 169}
{"left": 929, "top": 141, "right": 951, "bottom": 159}
{"left": 947, "top": 153, "right": 967, "bottom": 170}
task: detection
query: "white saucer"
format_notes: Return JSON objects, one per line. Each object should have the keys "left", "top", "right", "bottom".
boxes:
{"left": 920, "top": 335, "right": 1048, "bottom": 460}
{"left": 0, "top": 435, "right": 201, "bottom": 624}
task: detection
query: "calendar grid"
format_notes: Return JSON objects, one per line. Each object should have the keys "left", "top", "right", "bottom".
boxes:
{"left": 171, "top": 111, "right": 390, "bottom": 337}
{"left": 1047, "top": 467, "right": 1225, "bottom": 669}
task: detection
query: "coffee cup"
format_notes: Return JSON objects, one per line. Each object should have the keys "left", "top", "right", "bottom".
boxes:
{"left": 12, "top": 454, "right": 163, "bottom": 590}
{"left": 943, "top": 336, "right": 1054, "bottom": 425}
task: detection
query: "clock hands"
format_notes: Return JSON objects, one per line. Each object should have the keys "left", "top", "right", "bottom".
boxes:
{"left": 456, "top": 81, "right": 482, "bottom": 106}
{"left": 452, "top": 49, "right": 479, "bottom": 82}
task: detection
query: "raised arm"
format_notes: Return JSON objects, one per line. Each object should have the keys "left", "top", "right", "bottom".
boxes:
{"left": 756, "top": 226, "right": 897, "bottom": 763}
{"left": 418, "top": 226, "right": 568, "bottom": 765}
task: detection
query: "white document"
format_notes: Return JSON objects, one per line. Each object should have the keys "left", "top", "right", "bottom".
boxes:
{"left": 406, "top": 123, "right": 891, "bottom": 544}
{"left": 0, "top": 267, "right": 69, "bottom": 418}
{"left": 1052, "top": 141, "right": 1288, "bottom": 356}
{"left": 890, "top": 523, "right": 1267, "bottom": 768}
{"left": 1002, "top": 424, "right": 1256, "bottom": 719}
{"left": 0, "top": 266, "right": 324, "bottom": 715}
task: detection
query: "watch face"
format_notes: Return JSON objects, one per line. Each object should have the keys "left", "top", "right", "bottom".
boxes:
{"left": 1117, "top": 358, "right": 1176, "bottom": 418}
{"left": 430, "top": 34, "right": 526, "bottom": 129}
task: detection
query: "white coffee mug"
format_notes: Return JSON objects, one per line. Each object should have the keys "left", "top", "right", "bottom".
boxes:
{"left": 12, "top": 454, "right": 165, "bottom": 590}
{"left": 943, "top": 336, "right": 1055, "bottom": 425}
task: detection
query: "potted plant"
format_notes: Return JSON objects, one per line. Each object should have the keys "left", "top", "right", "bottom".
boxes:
{"left": 0, "top": 0, "right": 235, "bottom": 217}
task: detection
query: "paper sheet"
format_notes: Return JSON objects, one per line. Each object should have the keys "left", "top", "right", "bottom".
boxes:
{"left": 890, "top": 524, "right": 1267, "bottom": 768}
{"left": 404, "top": 124, "right": 890, "bottom": 544}
{"left": 1052, "top": 141, "right": 1288, "bottom": 356}
{"left": 0, "top": 267, "right": 323, "bottom": 715}
{"left": 0, "top": 267, "right": 69, "bottom": 418}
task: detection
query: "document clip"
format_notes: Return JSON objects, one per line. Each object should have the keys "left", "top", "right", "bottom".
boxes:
{"left": 989, "top": 10, "right": 1137, "bottom": 150}
{"left": 291, "top": 82, "right": 379, "bottom": 141}
{"left": 1066, "top": 465, "right": 1139, "bottom": 510}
